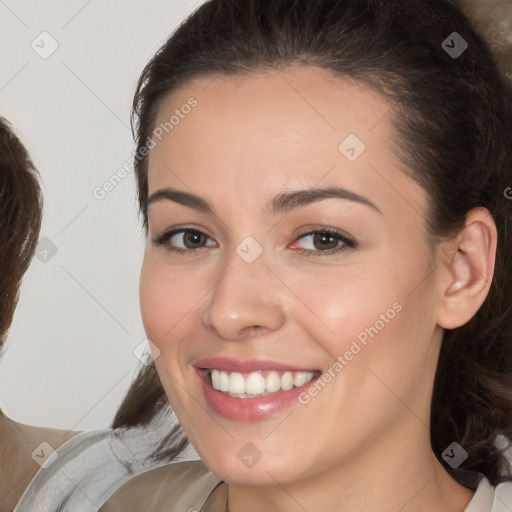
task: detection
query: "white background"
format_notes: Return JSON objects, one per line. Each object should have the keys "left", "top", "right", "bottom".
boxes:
{"left": 0, "top": 0, "right": 200, "bottom": 430}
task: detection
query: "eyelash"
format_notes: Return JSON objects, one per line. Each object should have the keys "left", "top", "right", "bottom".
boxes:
{"left": 153, "top": 226, "right": 357, "bottom": 258}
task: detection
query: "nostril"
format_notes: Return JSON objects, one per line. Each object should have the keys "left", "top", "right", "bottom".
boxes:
{"left": 242, "top": 325, "right": 264, "bottom": 336}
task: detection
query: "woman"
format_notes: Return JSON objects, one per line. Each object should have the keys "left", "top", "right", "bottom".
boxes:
{"left": 100, "top": 0, "right": 512, "bottom": 510}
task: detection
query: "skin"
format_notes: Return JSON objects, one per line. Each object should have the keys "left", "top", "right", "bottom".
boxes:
{"left": 139, "top": 65, "right": 496, "bottom": 511}
{"left": 0, "top": 410, "right": 80, "bottom": 511}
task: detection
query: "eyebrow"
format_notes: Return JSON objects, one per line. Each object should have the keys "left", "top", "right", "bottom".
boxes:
{"left": 147, "top": 186, "right": 381, "bottom": 215}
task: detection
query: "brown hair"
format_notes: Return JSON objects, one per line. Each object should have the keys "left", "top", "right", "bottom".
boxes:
{"left": 0, "top": 118, "right": 43, "bottom": 347}
{"left": 113, "top": 0, "right": 512, "bottom": 486}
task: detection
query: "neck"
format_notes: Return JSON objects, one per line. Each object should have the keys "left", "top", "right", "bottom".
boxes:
{"left": 225, "top": 416, "right": 475, "bottom": 512}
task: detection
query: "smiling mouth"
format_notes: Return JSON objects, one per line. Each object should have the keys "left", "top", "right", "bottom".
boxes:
{"left": 204, "top": 369, "right": 321, "bottom": 398}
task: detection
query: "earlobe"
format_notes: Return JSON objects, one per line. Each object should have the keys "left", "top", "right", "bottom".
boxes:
{"left": 437, "top": 207, "right": 497, "bottom": 329}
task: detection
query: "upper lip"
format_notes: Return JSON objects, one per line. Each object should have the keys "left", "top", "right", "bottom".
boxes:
{"left": 193, "top": 357, "right": 319, "bottom": 373}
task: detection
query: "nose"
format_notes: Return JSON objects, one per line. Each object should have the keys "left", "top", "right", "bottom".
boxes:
{"left": 200, "top": 248, "right": 286, "bottom": 341}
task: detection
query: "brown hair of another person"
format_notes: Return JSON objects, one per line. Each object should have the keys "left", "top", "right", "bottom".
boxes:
{"left": 0, "top": 118, "right": 42, "bottom": 348}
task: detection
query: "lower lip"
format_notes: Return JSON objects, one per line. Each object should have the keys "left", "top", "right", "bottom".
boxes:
{"left": 196, "top": 369, "right": 318, "bottom": 422}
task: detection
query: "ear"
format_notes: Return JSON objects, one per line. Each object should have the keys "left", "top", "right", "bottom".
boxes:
{"left": 436, "top": 207, "right": 497, "bottom": 330}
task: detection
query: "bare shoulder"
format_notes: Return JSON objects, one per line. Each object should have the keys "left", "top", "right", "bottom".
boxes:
{"left": 0, "top": 413, "right": 80, "bottom": 512}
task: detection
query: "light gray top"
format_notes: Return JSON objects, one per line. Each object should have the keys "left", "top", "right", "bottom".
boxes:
{"left": 12, "top": 407, "right": 202, "bottom": 512}
{"left": 464, "top": 475, "right": 512, "bottom": 512}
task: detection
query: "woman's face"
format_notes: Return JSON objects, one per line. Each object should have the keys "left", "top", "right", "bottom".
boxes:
{"left": 140, "top": 66, "right": 446, "bottom": 485}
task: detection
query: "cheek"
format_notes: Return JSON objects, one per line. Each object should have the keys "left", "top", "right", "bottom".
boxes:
{"left": 139, "top": 256, "right": 198, "bottom": 345}
{"left": 139, "top": 259, "right": 167, "bottom": 343}
{"left": 139, "top": 258, "right": 199, "bottom": 410}
{"left": 287, "top": 247, "right": 436, "bottom": 369}
{"left": 283, "top": 263, "right": 402, "bottom": 353}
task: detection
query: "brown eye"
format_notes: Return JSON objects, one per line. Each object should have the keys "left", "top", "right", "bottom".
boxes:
{"left": 311, "top": 232, "right": 339, "bottom": 251}
{"left": 154, "top": 227, "right": 216, "bottom": 254}
{"left": 292, "top": 228, "right": 356, "bottom": 257}
{"left": 181, "top": 229, "right": 208, "bottom": 248}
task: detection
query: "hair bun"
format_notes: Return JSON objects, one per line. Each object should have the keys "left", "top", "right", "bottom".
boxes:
{"left": 459, "top": 0, "right": 512, "bottom": 82}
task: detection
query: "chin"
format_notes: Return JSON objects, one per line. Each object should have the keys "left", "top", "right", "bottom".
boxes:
{"left": 193, "top": 440, "right": 311, "bottom": 486}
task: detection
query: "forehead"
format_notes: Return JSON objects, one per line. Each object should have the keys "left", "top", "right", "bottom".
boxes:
{"left": 147, "top": 65, "right": 427, "bottom": 220}
{"left": 151, "top": 66, "right": 389, "bottom": 167}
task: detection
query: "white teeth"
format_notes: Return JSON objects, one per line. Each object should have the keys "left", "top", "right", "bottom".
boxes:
{"left": 293, "top": 372, "right": 306, "bottom": 387}
{"left": 219, "top": 371, "right": 230, "bottom": 392}
{"left": 245, "top": 372, "right": 266, "bottom": 395}
{"left": 229, "top": 372, "right": 245, "bottom": 394}
{"left": 211, "top": 369, "right": 220, "bottom": 389}
{"left": 294, "top": 372, "right": 314, "bottom": 387}
{"left": 281, "top": 372, "right": 294, "bottom": 391}
{"left": 209, "top": 369, "right": 316, "bottom": 397}
{"left": 265, "top": 371, "right": 281, "bottom": 393}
